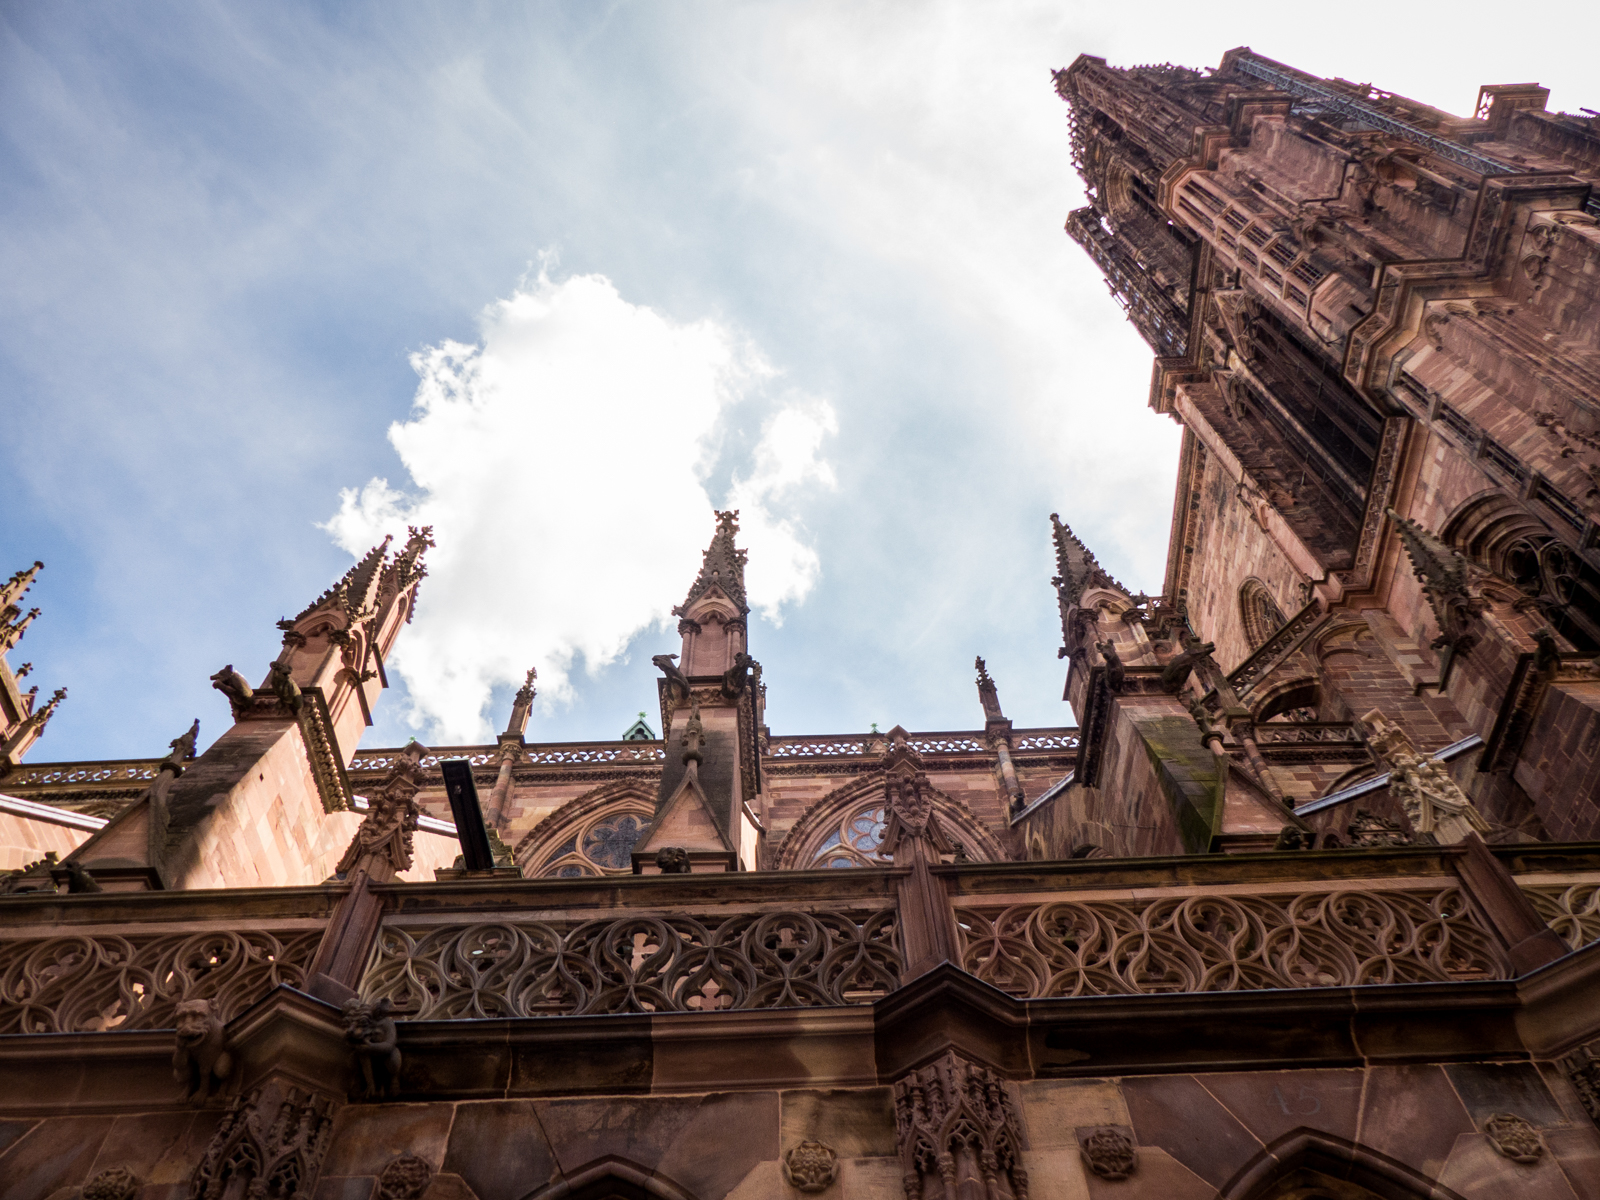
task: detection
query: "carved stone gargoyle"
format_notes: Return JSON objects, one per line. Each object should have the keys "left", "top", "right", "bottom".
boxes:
{"left": 656, "top": 846, "right": 692, "bottom": 874}
{"left": 652, "top": 653, "right": 690, "bottom": 700}
{"left": 1160, "top": 631, "right": 1216, "bottom": 693}
{"left": 268, "top": 660, "right": 304, "bottom": 715}
{"left": 343, "top": 996, "right": 401, "bottom": 1100}
{"left": 209, "top": 664, "right": 254, "bottom": 714}
{"left": 1094, "top": 640, "right": 1125, "bottom": 693}
{"left": 172, "top": 998, "right": 233, "bottom": 1103}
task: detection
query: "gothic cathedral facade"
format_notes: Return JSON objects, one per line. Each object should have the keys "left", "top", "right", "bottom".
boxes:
{"left": 2, "top": 47, "right": 1599, "bottom": 1200}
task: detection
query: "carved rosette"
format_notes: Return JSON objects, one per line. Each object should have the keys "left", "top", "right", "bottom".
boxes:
{"left": 782, "top": 1141, "right": 840, "bottom": 1193}
{"left": 82, "top": 1168, "right": 140, "bottom": 1200}
{"left": 1076, "top": 1126, "right": 1137, "bottom": 1180}
{"left": 377, "top": 1154, "right": 434, "bottom": 1200}
{"left": 1483, "top": 1113, "right": 1544, "bottom": 1163}
{"left": 893, "top": 1051, "right": 1028, "bottom": 1200}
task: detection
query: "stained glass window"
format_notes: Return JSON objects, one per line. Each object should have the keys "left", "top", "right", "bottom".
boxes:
{"left": 536, "top": 805, "right": 653, "bottom": 878}
{"left": 809, "top": 803, "right": 888, "bottom": 869}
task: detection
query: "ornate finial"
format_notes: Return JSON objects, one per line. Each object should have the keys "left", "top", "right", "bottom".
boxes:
{"left": 1050, "top": 513, "right": 1126, "bottom": 607}
{"left": 0, "top": 608, "right": 40, "bottom": 655}
{"left": 1385, "top": 509, "right": 1484, "bottom": 656}
{"left": 675, "top": 510, "right": 750, "bottom": 616}
{"left": 504, "top": 666, "right": 538, "bottom": 738}
{"left": 0, "top": 561, "right": 43, "bottom": 619}
{"left": 975, "top": 656, "right": 1003, "bottom": 719}
{"left": 1359, "top": 708, "right": 1491, "bottom": 843}
{"left": 15, "top": 663, "right": 31, "bottom": 679}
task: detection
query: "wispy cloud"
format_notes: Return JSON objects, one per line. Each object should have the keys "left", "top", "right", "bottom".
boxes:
{"left": 322, "top": 269, "right": 835, "bottom": 742}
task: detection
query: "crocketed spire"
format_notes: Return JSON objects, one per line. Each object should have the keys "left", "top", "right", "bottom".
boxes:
{"left": 1050, "top": 513, "right": 1126, "bottom": 607}
{"left": 676, "top": 510, "right": 749, "bottom": 616}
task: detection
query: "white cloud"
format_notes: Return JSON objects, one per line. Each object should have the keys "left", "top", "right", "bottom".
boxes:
{"left": 323, "top": 270, "right": 835, "bottom": 743}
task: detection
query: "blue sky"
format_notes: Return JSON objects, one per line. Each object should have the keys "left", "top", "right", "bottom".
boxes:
{"left": 5, "top": 2, "right": 1596, "bottom": 762}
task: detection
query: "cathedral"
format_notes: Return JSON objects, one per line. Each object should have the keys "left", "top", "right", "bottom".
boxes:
{"left": 2, "top": 46, "right": 1599, "bottom": 1200}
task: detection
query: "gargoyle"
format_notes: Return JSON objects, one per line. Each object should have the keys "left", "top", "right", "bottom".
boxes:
{"left": 172, "top": 998, "right": 233, "bottom": 1102}
{"left": 209, "top": 664, "right": 254, "bottom": 713}
{"left": 1094, "top": 641, "right": 1125, "bottom": 693}
{"left": 1160, "top": 632, "right": 1216, "bottom": 693}
{"left": 652, "top": 653, "right": 690, "bottom": 699}
{"left": 656, "top": 846, "right": 692, "bottom": 874}
{"left": 722, "top": 652, "right": 754, "bottom": 697}
{"left": 343, "top": 996, "right": 401, "bottom": 1100}
{"left": 268, "top": 661, "right": 304, "bottom": 715}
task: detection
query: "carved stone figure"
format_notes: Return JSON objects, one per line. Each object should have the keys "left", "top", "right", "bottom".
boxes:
{"left": 209, "top": 664, "right": 254, "bottom": 712}
{"left": 1483, "top": 1113, "right": 1544, "bottom": 1163}
{"left": 1095, "top": 640, "right": 1125, "bottom": 692}
{"left": 268, "top": 660, "right": 304, "bottom": 715}
{"left": 652, "top": 653, "right": 690, "bottom": 698}
{"left": 172, "top": 998, "right": 233, "bottom": 1102}
{"left": 1160, "top": 630, "right": 1216, "bottom": 693}
{"left": 342, "top": 997, "right": 401, "bottom": 1099}
{"left": 722, "top": 651, "right": 755, "bottom": 697}
{"left": 1076, "top": 1125, "right": 1138, "bottom": 1180}
{"left": 656, "top": 847, "right": 692, "bottom": 874}
{"left": 679, "top": 704, "right": 705, "bottom": 765}
{"left": 377, "top": 1155, "right": 435, "bottom": 1200}
{"left": 1361, "top": 710, "right": 1491, "bottom": 843}
{"left": 338, "top": 742, "right": 426, "bottom": 879}
{"left": 81, "top": 1167, "right": 140, "bottom": 1200}
{"left": 894, "top": 1051, "right": 1028, "bottom": 1200}
{"left": 158, "top": 718, "right": 200, "bottom": 774}
{"left": 1273, "top": 826, "right": 1309, "bottom": 851}
{"left": 781, "top": 1141, "right": 840, "bottom": 1192}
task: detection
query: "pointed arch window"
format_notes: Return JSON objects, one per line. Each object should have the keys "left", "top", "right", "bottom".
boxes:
{"left": 1239, "top": 578, "right": 1287, "bottom": 650}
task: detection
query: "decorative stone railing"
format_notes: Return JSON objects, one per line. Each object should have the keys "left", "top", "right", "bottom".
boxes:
{"left": 1522, "top": 881, "right": 1600, "bottom": 951}
{"left": 359, "top": 908, "right": 903, "bottom": 1018}
{"left": 0, "top": 852, "right": 1594, "bottom": 1037}
{"left": 1, "top": 759, "right": 160, "bottom": 789}
{"left": 0, "top": 926, "right": 323, "bottom": 1035}
{"left": 953, "top": 885, "right": 1509, "bottom": 997}
{"left": 1253, "top": 722, "right": 1363, "bottom": 745}
{"left": 348, "top": 743, "right": 668, "bottom": 773}
{"left": 764, "top": 728, "right": 1078, "bottom": 759}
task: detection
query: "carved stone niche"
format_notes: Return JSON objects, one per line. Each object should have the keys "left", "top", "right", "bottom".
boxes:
{"left": 893, "top": 1051, "right": 1028, "bottom": 1200}
{"left": 189, "top": 1080, "right": 336, "bottom": 1200}
{"left": 1075, "top": 1125, "right": 1138, "bottom": 1181}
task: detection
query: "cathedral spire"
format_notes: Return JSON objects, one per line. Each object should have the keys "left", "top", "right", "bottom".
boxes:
{"left": 0, "top": 561, "right": 43, "bottom": 619}
{"left": 1050, "top": 514, "right": 1126, "bottom": 607}
{"left": 675, "top": 510, "right": 749, "bottom": 618}
{"left": 1385, "top": 509, "right": 1484, "bottom": 662}
{"left": 289, "top": 536, "right": 392, "bottom": 625}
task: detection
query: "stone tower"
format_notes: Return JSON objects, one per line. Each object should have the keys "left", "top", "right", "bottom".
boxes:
{"left": 1053, "top": 49, "right": 1600, "bottom": 840}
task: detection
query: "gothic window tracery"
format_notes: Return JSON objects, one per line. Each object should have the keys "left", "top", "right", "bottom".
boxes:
{"left": 528, "top": 801, "right": 654, "bottom": 878}
{"left": 1239, "top": 578, "right": 1288, "bottom": 650}
{"left": 809, "top": 802, "right": 888, "bottom": 869}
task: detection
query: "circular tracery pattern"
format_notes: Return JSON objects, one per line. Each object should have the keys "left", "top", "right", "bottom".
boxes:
{"left": 538, "top": 809, "right": 651, "bottom": 878}
{"left": 810, "top": 803, "right": 888, "bottom": 869}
